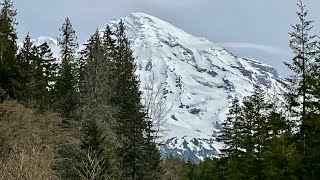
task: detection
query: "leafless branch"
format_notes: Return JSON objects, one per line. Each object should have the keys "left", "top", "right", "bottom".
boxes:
{"left": 143, "top": 72, "right": 172, "bottom": 141}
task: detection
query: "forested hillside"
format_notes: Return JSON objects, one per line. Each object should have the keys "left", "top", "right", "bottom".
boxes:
{"left": 0, "top": 0, "right": 320, "bottom": 179}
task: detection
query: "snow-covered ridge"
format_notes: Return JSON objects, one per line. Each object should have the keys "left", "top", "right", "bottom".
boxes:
{"left": 33, "top": 36, "right": 58, "bottom": 47}
{"left": 29, "top": 12, "right": 284, "bottom": 162}
{"left": 18, "top": 36, "right": 60, "bottom": 59}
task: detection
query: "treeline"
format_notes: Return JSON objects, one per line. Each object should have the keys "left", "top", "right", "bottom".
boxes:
{"left": 177, "top": 1, "right": 320, "bottom": 179}
{"left": 0, "top": 0, "right": 162, "bottom": 179}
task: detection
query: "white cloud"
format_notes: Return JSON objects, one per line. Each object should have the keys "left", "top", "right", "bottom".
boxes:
{"left": 217, "top": 42, "right": 288, "bottom": 55}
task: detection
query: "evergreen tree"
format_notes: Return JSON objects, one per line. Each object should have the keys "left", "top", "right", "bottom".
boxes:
{"left": 100, "top": 25, "right": 117, "bottom": 104}
{"left": 197, "top": 158, "right": 227, "bottom": 180}
{"left": 301, "top": 21, "right": 320, "bottom": 180}
{"left": 143, "top": 120, "right": 163, "bottom": 180}
{"left": 113, "top": 21, "right": 161, "bottom": 180}
{"left": 18, "top": 34, "right": 57, "bottom": 110}
{"left": 36, "top": 42, "right": 58, "bottom": 110}
{"left": 79, "top": 30, "right": 120, "bottom": 179}
{"left": 182, "top": 160, "right": 199, "bottom": 180}
{"left": 80, "top": 31, "right": 108, "bottom": 149}
{"left": 17, "top": 33, "right": 36, "bottom": 102}
{"left": 55, "top": 17, "right": 79, "bottom": 119}
{"left": 80, "top": 31, "right": 106, "bottom": 179}
{"left": 218, "top": 97, "right": 244, "bottom": 180}
{"left": 262, "top": 98, "right": 301, "bottom": 179}
{"left": 113, "top": 20, "right": 147, "bottom": 180}
{"left": 285, "top": 1, "right": 319, "bottom": 178}
{"left": 285, "top": 0, "right": 316, "bottom": 150}
{"left": 0, "top": 0, "right": 17, "bottom": 65}
{"left": 217, "top": 86, "right": 302, "bottom": 179}
{"left": 219, "top": 97, "right": 243, "bottom": 156}
{"left": 285, "top": 0, "right": 316, "bottom": 118}
{"left": 0, "top": 0, "right": 22, "bottom": 100}
{"left": 262, "top": 131, "right": 301, "bottom": 179}
{"left": 240, "top": 85, "right": 269, "bottom": 179}
{"left": 101, "top": 25, "right": 116, "bottom": 60}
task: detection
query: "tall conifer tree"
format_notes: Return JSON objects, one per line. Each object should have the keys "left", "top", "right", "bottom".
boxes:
{"left": 79, "top": 29, "right": 120, "bottom": 179}
{"left": 113, "top": 21, "right": 161, "bottom": 180}
{"left": 286, "top": 1, "right": 319, "bottom": 178}
{"left": 17, "top": 33, "right": 36, "bottom": 102}
{"left": 36, "top": 42, "right": 58, "bottom": 110}
{"left": 235, "top": 85, "right": 268, "bottom": 179}
{"left": 0, "top": 0, "right": 22, "bottom": 100}
{"left": 285, "top": 0, "right": 316, "bottom": 145}
{"left": 219, "top": 97, "right": 244, "bottom": 179}
{"left": 55, "top": 17, "right": 79, "bottom": 119}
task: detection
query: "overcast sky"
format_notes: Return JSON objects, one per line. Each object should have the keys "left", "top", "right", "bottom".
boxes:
{"left": 14, "top": 0, "right": 320, "bottom": 76}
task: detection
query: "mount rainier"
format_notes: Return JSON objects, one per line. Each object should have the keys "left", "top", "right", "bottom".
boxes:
{"left": 31, "top": 12, "right": 284, "bottom": 162}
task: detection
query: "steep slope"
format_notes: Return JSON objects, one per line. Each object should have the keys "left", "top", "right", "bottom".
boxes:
{"left": 31, "top": 12, "right": 284, "bottom": 162}
{"left": 108, "top": 13, "right": 284, "bottom": 162}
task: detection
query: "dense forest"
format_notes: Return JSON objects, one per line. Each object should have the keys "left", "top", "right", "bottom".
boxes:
{"left": 0, "top": 0, "right": 320, "bottom": 179}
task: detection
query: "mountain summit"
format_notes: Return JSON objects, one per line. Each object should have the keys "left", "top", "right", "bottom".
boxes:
{"left": 33, "top": 12, "right": 284, "bottom": 162}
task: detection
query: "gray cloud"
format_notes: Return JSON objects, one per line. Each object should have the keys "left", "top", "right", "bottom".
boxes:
{"left": 217, "top": 42, "right": 289, "bottom": 55}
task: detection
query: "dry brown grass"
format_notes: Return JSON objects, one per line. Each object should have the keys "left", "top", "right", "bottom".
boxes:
{"left": 0, "top": 145, "right": 57, "bottom": 180}
{"left": 0, "top": 101, "right": 80, "bottom": 180}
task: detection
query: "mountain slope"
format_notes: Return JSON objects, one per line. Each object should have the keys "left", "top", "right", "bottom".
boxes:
{"left": 32, "top": 12, "right": 284, "bottom": 162}
{"left": 108, "top": 13, "right": 284, "bottom": 162}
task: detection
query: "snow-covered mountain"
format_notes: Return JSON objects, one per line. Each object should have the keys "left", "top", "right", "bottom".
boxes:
{"left": 31, "top": 12, "right": 284, "bottom": 162}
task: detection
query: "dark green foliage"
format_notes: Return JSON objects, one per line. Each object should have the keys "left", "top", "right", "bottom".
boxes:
{"left": 79, "top": 30, "right": 113, "bottom": 179}
{"left": 261, "top": 107, "right": 301, "bottom": 179}
{"left": 54, "top": 144, "right": 83, "bottom": 180}
{"left": 215, "top": 86, "right": 300, "bottom": 180}
{"left": 285, "top": 0, "right": 316, "bottom": 150}
{"left": 219, "top": 97, "right": 243, "bottom": 157}
{"left": 284, "top": 0, "right": 316, "bottom": 117}
{"left": 79, "top": 28, "right": 133, "bottom": 179}
{"left": 113, "top": 21, "right": 149, "bottom": 179}
{"left": 55, "top": 17, "right": 79, "bottom": 119}
{"left": 16, "top": 34, "right": 58, "bottom": 111}
{"left": 196, "top": 158, "right": 227, "bottom": 180}
{"left": 262, "top": 132, "right": 301, "bottom": 180}
{"left": 112, "top": 21, "right": 162, "bottom": 180}
{"left": 299, "top": 112, "right": 320, "bottom": 179}
{"left": 16, "top": 33, "right": 35, "bottom": 102}
{"left": 285, "top": 1, "right": 320, "bottom": 179}
{"left": 35, "top": 43, "right": 56, "bottom": 110}
{"left": 163, "top": 157, "right": 228, "bottom": 180}
{"left": 0, "top": 0, "right": 23, "bottom": 100}
{"left": 218, "top": 97, "right": 244, "bottom": 179}
{"left": 144, "top": 103, "right": 163, "bottom": 179}
{"left": 182, "top": 160, "right": 196, "bottom": 180}
{"left": 306, "top": 35, "right": 320, "bottom": 179}
{"left": 57, "top": 17, "right": 79, "bottom": 66}
{"left": 35, "top": 42, "right": 58, "bottom": 111}
{"left": 142, "top": 142, "right": 163, "bottom": 179}
{"left": 80, "top": 120, "right": 109, "bottom": 179}
{"left": 229, "top": 85, "right": 268, "bottom": 179}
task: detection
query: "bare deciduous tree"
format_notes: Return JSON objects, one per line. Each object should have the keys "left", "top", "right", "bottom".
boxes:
{"left": 75, "top": 150, "right": 107, "bottom": 180}
{"left": 143, "top": 72, "right": 172, "bottom": 142}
